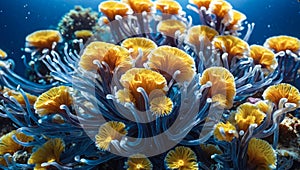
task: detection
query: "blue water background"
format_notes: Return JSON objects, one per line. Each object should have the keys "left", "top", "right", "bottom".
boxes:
{"left": 0, "top": 0, "right": 299, "bottom": 83}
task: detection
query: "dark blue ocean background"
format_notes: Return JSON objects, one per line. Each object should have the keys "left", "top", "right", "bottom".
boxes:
{"left": 0, "top": 0, "right": 299, "bottom": 84}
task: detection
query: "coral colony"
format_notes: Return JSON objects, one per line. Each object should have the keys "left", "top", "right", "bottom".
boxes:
{"left": 0, "top": 0, "right": 300, "bottom": 169}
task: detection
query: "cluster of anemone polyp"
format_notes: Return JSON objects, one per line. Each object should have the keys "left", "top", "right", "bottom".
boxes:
{"left": 1, "top": 0, "right": 300, "bottom": 169}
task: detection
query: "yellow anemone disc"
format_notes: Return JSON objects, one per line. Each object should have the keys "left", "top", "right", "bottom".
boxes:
{"left": 26, "top": 30, "right": 62, "bottom": 49}
{"left": 147, "top": 46, "right": 196, "bottom": 83}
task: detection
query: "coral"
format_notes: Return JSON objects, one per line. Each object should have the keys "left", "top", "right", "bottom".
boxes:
{"left": 58, "top": 5, "right": 98, "bottom": 40}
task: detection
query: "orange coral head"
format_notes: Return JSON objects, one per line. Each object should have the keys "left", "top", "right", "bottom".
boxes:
{"left": 250, "top": 45, "right": 278, "bottom": 72}
{"left": 79, "top": 41, "right": 132, "bottom": 72}
{"left": 0, "top": 49, "right": 7, "bottom": 59}
{"left": 99, "top": 1, "right": 132, "bottom": 21}
{"left": 227, "top": 10, "right": 246, "bottom": 30}
{"left": 247, "top": 138, "right": 276, "bottom": 170}
{"left": 200, "top": 67, "right": 236, "bottom": 109}
{"left": 208, "top": 0, "right": 232, "bottom": 22}
{"left": 235, "top": 103, "right": 266, "bottom": 132}
{"left": 190, "top": 0, "right": 213, "bottom": 9}
{"left": 156, "top": 0, "right": 182, "bottom": 15}
{"left": 186, "top": 25, "right": 219, "bottom": 50}
{"left": 124, "top": 0, "right": 154, "bottom": 13}
{"left": 212, "top": 35, "right": 250, "bottom": 64}
{"left": 262, "top": 83, "right": 300, "bottom": 108}
{"left": 28, "top": 138, "right": 65, "bottom": 169}
{"left": 165, "top": 146, "right": 199, "bottom": 170}
{"left": 120, "top": 68, "right": 168, "bottom": 110}
{"left": 34, "top": 86, "right": 72, "bottom": 117}
{"left": 121, "top": 37, "right": 157, "bottom": 67}
{"left": 213, "top": 121, "right": 238, "bottom": 142}
{"left": 25, "top": 30, "right": 62, "bottom": 49}
{"left": 147, "top": 46, "right": 196, "bottom": 83}
{"left": 263, "top": 35, "right": 300, "bottom": 53}
{"left": 157, "top": 19, "right": 186, "bottom": 37}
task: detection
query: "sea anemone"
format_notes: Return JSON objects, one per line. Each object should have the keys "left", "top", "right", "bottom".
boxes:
{"left": 124, "top": 154, "right": 153, "bottom": 170}
{"left": 234, "top": 103, "right": 266, "bottom": 132}
{"left": 226, "top": 10, "right": 246, "bottom": 33}
{"left": 263, "top": 35, "right": 300, "bottom": 82}
{"left": 95, "top": 121, "right": 127, "bottom": 151}
{"left": 264, "top": 35, "right": 300, "bottom": 53}
{"left": 212, "top": 35, "right": 250, "bottom": 68}
{"left": 189, "top": 0, "right": 212, "bottom": 9}
{"left": 123, "top": 0, "right": 154, "bottom": 13}
{"left": 146, "top": 46, "right": 196, "bottom": 83}
{"left": 1, "top": 86, "right": 37, "bottom": 105}
{"left": 0, "top": 49, "right": 7, "bottom": 59}
{"left": 118, "top": 68, "right": 167, "bottom": 110}
{"left": 28, "top": 138, "right": 65, "bottom": 169}
{"left": 185, "top": 25, "right": 219, "bottom": 52}
{"left": 34, "top": 86, "right": 72, "bottom": 117}
{"left": 99, "top": 1, "right": 132, "bottom": 21}
{"left": 213, "top": 121, "right": 238, "bottom": 142}
{"left": 57, "top": 6, "right": 99, "bottom": 40}
{"left": 249, "top": 45, "right": 278, "bottom": 74}
{"left": 208, "top": 0, "right": 232, "bottom": 23}
{"left": 247, "top": 138, "right": 276, "bottom": 170}
{"left": 262, "top": 83, "right": 300, "bottom": 108}
{"left": 79, "top": 41, "right": 132, "bottom": 73}
{"left": 121, "top": 37, "right": 157, "bottom": 67}
{"left": 149, "top": 95, "right": 173, "bottom": 117}
{"left": 0, "top": 130, "right": 34, "bottom": 166}
{"left": 157, "top": 19, "right": 186, "bottom": 38}
{"left": 165, "top": 146, "right": 199, "bottom": 170}
{"left": 200, "top": 67, "right": 236, "bottom": 109}
{"left": 25, "top": 30, "right": 62, "bottom": 50}
{"left": 155, "top": 0, "right": 182, "bottom": 15}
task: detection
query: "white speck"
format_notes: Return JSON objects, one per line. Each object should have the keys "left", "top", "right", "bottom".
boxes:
{"left": 268, "top": 5, "right": 271, "bottom": 8}
{"left": 0, "top": 10, "right": 3, "bottom": 13}
{"left": 25, "top": 16, "right": 28, "bottom": 19}
{"left": 267, "top": 25, "right": 271, "bottom": 28}
{"left": 27, "top": 11, "right": 30, "bottom": 15}
{"left": 24, "top": 4, "right": 28, "bottom": 8}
